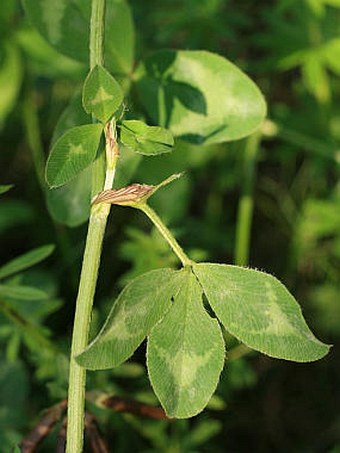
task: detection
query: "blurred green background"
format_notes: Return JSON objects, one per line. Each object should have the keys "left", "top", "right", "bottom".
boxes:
{"left": 0, "top": 0, "right": 339, "bottom": 451}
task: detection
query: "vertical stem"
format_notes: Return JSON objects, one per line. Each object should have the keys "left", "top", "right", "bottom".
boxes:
{"left": 66, "top": 1, "right": 107, "bottom": 451}
{"left": 90, "top": 0, "right": 105, "bottom": 69}
{"left": 234, "top": 131, "right": 261, "bottom": 266}
{"left": 66, "top": 204, "right": 109, "bottom": 453}
{"left": 90, "top": 0, "right": 106, "bottom": 198}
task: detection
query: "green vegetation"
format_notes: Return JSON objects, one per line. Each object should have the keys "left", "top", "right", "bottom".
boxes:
{"left": 0, "top": 0, "right": 339, "bottom": 451}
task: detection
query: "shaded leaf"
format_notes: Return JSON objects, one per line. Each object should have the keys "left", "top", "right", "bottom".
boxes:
{"left": 0, "top": 42, "right": 23, "bottom": 127}
{"left": 135, "top": 50, "right": 266, "bottom": 145}
{"left": 0, "top": 284, "right": 48, "bottom": 301}
{"left": 76, "top": 268, "right": 183, "bottom": 370}
{"left": 46, "top": 166, "right": 91, "bottom": 227}
{"left": 0, "top": 360, "right": 29, "bottom": 428}
{"left": 120, "top": 120, "right": 174, "bottom": 155}
{"left": 45, "top": 123, "right": 103, "bottom": 188}
{"left": 193, "top": 263, "right": 330, "bottom": 362}
{"left": 147, "top": 269, "right": 225, "bottom": 418}
{"left": 82, "top": 65, "right": 124, "bottom": 122}
{"left": 0, "top": 200, "right": 34, "bottom": 234}
{"left": 0, "top": 245, "right": 54, "bottom": 280}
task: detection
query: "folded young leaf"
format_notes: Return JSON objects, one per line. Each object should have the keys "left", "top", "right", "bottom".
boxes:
{"left": 82, "top": 65, "right": 124, "bottom": 123}
{"left": 0, "top": 244, "right": 54, "bottom": 280}
{"left": 76, "top": 268, "right": 183, "bottom": 370}
{"left": 120, "top": 120, "right": 174, "bottom": 155}
{"left": 193, "top": 263, "right": 330, "bottom": 362}
{"left": 45, "top": 123, "right": 103, "bottom": 188}
{"left": 147, "top": 268, "right": 225, "bottom": 418}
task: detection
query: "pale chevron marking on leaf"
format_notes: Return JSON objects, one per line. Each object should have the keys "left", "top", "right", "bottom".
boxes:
{"left": 69, "top": 144, "right": 87, "bottom": 156}
{"left": 91, "top": 86, "right": 115, "bottom": 106}
{"left": 42, "top": 0, "right": 66, "bottom": 44}
{"left": 262, "top": 281, "right": 297, "bottom": 336}
{"left": 147, "top": 270, "right": 225, "bottom": 417}
{"left": 262, "top": 282, "right": 317, "bottom": 341}
{"left": 155, "top": 345, "right": 213, "bottom": 390}
{"left": 193, "top": 263, "right": 329, "bottom": 362}
{"left": 91, "top": 270, "right": 178, "bottom": 344}
{"left": 99, "top": 299, "right": 149, "bottom": 342}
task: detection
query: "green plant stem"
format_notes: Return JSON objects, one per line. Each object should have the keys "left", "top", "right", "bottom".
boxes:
{"left": 90, "top": 0, "right": 105, "bottom": 68}
{"left": 90, "top": 0, "right": 106, "bottom": 198}
{"left": 66, "top": 204, "right": 110, "bottom": 453}
{"left": 139, "top": 204, "right": 193, "bottom": 267}
{"left": 66, "top": 0, "right": 108, "bottom": 451}
{"left": 234, "top": 131, "right": 261, "bottom": 266}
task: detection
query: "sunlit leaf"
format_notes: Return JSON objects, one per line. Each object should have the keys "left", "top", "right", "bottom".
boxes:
{"left": 147, "top": 269, "right": 225, "bottom": 418}
{"left": 135, "top": 50, "right": 266, "bottom": 145}
{"left": 193, "top": 263, "right": 330, "bottom": 362}
{"left": 45, "top": 123, "right": 103, "bottom": 188}
{"left": 322, "top": 38, "right": 340, "bottom": 75}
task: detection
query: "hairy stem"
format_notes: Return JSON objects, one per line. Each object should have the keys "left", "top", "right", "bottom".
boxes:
{"left": 234, "top": 131, "right": 261, "bottom": 266}
{"left": 139, "top": 204, "right": 193, "bottom": 267}
{"left": 66, "top": 0, "right": 108, "bottom": 451}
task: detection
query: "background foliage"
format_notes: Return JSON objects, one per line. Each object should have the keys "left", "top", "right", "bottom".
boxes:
{"left": 0, "top": 0, "right": 339, "bottom": 451}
